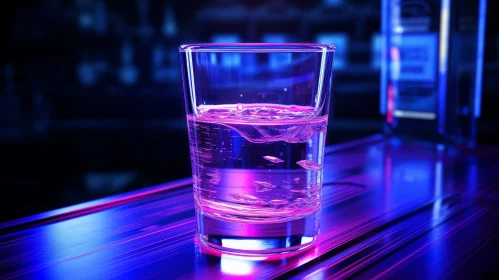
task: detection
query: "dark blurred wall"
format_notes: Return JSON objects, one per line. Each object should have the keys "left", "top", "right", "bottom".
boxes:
{"left": 1, "top": 0, "right": 498, "bottom": 221}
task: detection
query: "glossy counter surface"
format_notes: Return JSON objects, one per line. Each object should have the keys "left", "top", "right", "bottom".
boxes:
{"left": 2, "top": 135, "right": 499, "bottom": 279}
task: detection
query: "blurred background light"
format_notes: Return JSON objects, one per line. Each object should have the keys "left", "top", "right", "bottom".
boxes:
{"left": 1, "top": 0, "right": 498, "bottom": 221}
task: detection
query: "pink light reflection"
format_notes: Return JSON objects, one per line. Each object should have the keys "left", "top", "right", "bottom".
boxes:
{"left": 387, "top": 84, "right": 394, "bottom": 124}
{"left": 296, "top": 245, "right": 320, "bottom": 267}
{"left": 220, "top": 254, "right": 268, "bottom": 276}
{"left": 195, "top": 236, "right": 314, "bottom": 261}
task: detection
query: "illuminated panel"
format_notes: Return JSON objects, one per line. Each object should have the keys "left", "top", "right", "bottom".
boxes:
{"left": 316, "top": 33, "right": 348, "bottom": 69}
{"left": 210, "top": 34, "right": 242, "bottom": 68}
{"left": 261, "top": 33, "right": 288, "bottom": 43}
{"left": 395, "top": 33, "right": 438, "bottom": 117}
{"left": 371, "top": 33, "right": 382, "bottom": 69}
{"left": 268, "top": 53, "right": 292, "bottom": 69}
{"left": 437, "top": 0, "right": 450, "bottom": 133}
{"left": 152, "top": 43, "right": 179, "bottom": 82}
{"left": 262, "top": 34, "right": 292, "bottom": 69}
{"left": 323, "top": 0, "right": 343, "bottom": 7}
{"left": 398, "top": 34, "right": 437, "bottom": 82}
{"left": 162, "top": 6, "right": 178, "bottom": 37}
{"left": 474, "top": 0, "right": 487, "bottom": 117}
{"left": 78, "top": 61, "right": 97, "bottom": 86}
{"left": 118, "top": 43, "right": 138, "bottom": 85}
{"left": 380, "top": 0, "right": 389, "bottom": 114}
{"left": 211, "top": 34, "right": 241, "bottom": 43}
{"left": 394, "top": 110, "right": 436, "bottom": 120}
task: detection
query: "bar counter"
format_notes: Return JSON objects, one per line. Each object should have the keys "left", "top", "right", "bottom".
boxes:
{"left": 2, "top": 135, "right": 499, "bottom": 279}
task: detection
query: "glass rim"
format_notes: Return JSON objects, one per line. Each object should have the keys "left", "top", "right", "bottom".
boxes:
{"left": 179, "top": 43, "right": 335, "bottom": 53}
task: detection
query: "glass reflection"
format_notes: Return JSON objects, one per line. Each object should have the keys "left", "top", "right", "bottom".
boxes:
{"left": 39, "top": 210, "right": 114, "bottom": 279}
{"left": 221, "top": 239, "right": 279, "bottom": 251}
{"left": 301, "top": 236, "right": 314, "bottom": 244}
{"left": 467, "top": 157, "right": 478, "bottom": 198}
{"left": 220, "top": 256, "right": 253, "bottom": 276}
{"left": 432, "top": 161, "right": 443, "bottom": 226}
{"left": 220, "top": 254, "right": 266, "bottom": 276}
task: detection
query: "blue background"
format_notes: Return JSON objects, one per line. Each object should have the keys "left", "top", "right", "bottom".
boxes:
{"left": 1, "top": 0, "right": 498, "bottom": 221}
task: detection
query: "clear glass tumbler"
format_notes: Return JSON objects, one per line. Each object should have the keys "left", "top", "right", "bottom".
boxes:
{"left": 179, "top": 43, "right": 335, "bottom": 255}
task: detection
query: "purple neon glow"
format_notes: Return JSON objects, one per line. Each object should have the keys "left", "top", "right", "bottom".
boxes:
{"left": 180, "top": 42, "right": 334, "bottom": 254}
{"left": 189, "top": 104, "right": 326, "bottom": 253}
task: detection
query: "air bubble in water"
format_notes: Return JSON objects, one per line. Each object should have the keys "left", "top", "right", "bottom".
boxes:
{"left": 231, "top": 193, "right": 266, "bottom": 205}
{"left": 296, "top": 160, "right": 323, "bottom": 171}
{"left": 254, "top": 181, "right": 277, "bottom": 192}
{"left": 207, "top": 169, "right": 221, "bottom": 185}
{"left": 269, "top": 199, "right": 288, "bottom": 209}
{"left": 290, "top": 189, "right": 307, "bottom": 193}
{"left": 292, "top": 197, "right": 308, "bottom": 208}
{"left": 263, "top": 156, "right": 284, "bottom": 163}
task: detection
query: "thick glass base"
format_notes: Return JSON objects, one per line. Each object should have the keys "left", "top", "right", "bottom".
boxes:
{"left": 196, "top": 210, "right": 319, "bottom": 255}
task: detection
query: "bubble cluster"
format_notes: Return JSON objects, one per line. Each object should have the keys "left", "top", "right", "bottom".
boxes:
{"left": 196, "top": 104, "right": 327, "bottom": 144}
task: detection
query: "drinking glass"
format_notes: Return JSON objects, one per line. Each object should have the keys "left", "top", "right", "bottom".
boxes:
{"left": 179, "top": 43, "right": 335, "bottom": 255}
